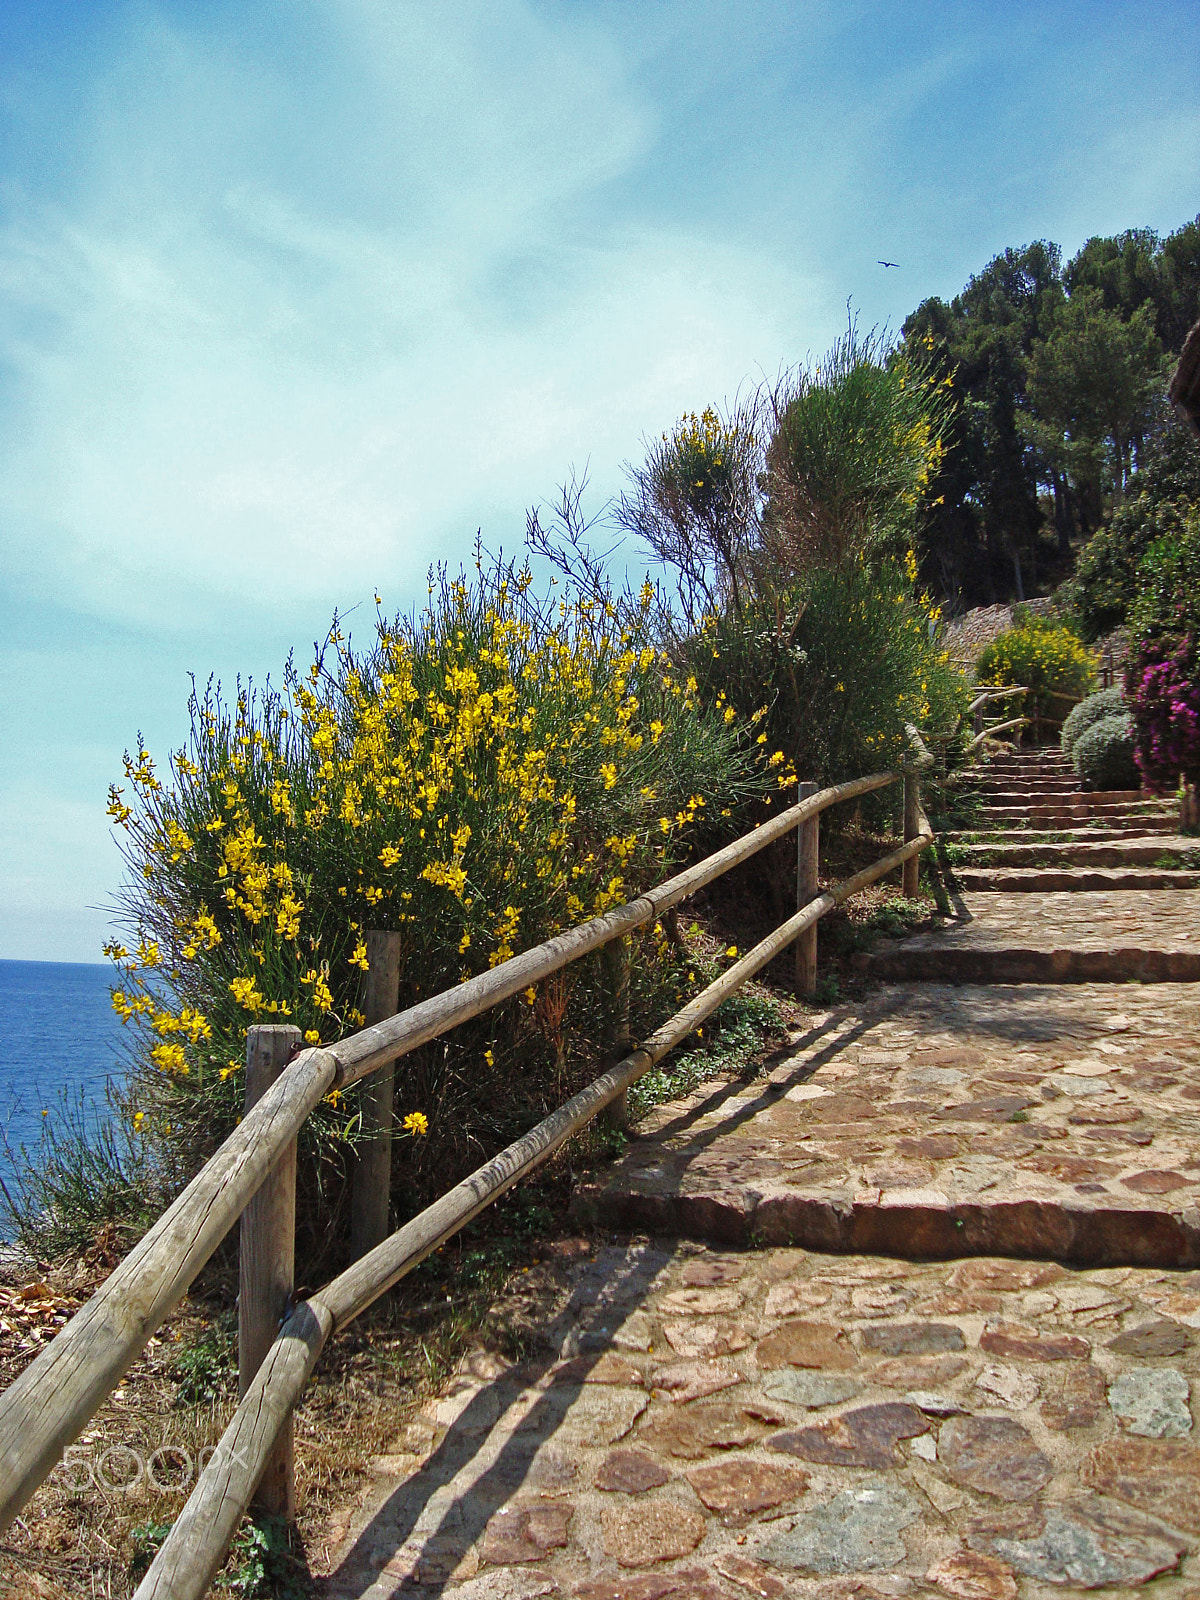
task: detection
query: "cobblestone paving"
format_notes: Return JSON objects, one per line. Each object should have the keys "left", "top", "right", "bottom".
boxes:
{"left": 579, "top": 984, "right": 1200, "bottom": 1263}
{"left": 319, "top": 1237, "right": 1200, "bottom": 1599}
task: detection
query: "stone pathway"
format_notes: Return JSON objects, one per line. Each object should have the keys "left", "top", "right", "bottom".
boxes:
{"left": 319, "top": 1238, "right": 1200, "bottom": 1599}
{"left": 317, "top": 748, "right": 1200, "bottom": 1598}
{"left": 576, "top": 983, "right": 1200, "bottom": 1265}
{"left": 866, "top": 893, "right": 1200, "bottom": 982}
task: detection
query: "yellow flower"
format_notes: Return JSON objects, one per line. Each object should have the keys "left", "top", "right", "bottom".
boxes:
{"left": 229, "top": 975, "right": 265, "bottom": 1012}
{"left": 726, "top": 946, "right": 739, "bottom": 959}
{"left": 150, "top": 1041, "right": 187, "bottom": 1074}
{"left": 403, "top": 1110, "right": 429, "bottom": 1136}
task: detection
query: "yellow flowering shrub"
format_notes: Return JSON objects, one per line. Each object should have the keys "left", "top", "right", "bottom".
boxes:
{"left": 105, "top": 554, "right": 777, "bottom": 1258}
{"left": 975, "top": 614, "right": 1095, "bottom": 724}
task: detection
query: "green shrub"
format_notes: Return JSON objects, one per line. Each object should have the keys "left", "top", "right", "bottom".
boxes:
{"left": 760, "top": 326, "right": 951, "bottom": 571}
{"left": 1073, "top": 712, "right": 1139, "bottom": 791}
{"left": 680, "top": 557, "right": 970, "bottom": 787}
{"left": 99, "top": 555, "right": 784, "bottom": 1268}
{"left": 1069, "top": 500, "right": 1187, "bottom": 641}
{"left": 616, "top": 402, "right": 761, "bottom": 624}
{"left": 976, "top": 615, "right": 1095, "bottom": 729}
{"left": 1128, "top": 509, "right": 1200, "bottom": 646}
{"left": 1061, "top": 685, "right": 1126, "bottom": 756}
{"left": 1, "top": 1081, "right": 166, "bottom": 1259}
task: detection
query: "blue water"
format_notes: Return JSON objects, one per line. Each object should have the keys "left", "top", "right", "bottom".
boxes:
{"left": 0, "top": 960, "right": 127, "bottom": 1223}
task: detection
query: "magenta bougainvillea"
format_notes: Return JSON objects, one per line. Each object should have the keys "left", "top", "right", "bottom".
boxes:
{"left": 1128, "top": 636, "right": 1200, "bottom": 794}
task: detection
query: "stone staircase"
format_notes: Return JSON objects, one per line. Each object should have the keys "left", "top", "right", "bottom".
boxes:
{"left": 863, "top": 748, "right": 1200, "bottom": 983}
{"left": 320, "top": 743, "right": 1200, "bottom": 1600}
{"left": 942, "top": 748, "right": 1194, "bottom": 894}
{"left": 579, "top": 743, "right": 1200, "bottom": 1252}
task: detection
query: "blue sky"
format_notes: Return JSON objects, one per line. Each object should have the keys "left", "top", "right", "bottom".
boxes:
{"left": 2, "top": 0, "right": 1198, "bottom": 962}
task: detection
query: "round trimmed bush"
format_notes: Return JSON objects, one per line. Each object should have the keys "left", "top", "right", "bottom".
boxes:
{"left": 1061, "top": 685, "right": 1126, "bottom": 757}
{"left": 1073, "top": 712, "right": 1139, "bottom": 791}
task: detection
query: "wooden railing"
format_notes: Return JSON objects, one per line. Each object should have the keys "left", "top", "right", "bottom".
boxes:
{"left": 967, "top": 685, "right": 1086, "bottom": 751}
{"left": 0, "top": 752, "right": 934, "bottom": 1598}
{"left": 968, "top": 685, "right": 1029, "bottom": 752}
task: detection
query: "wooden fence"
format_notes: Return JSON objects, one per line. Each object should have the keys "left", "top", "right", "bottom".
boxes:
{"left": 0, "top": 751, "right": 935, "bottom": 1598}
{"left": 967, "top": 684, "right": 1086, "bottom": 752}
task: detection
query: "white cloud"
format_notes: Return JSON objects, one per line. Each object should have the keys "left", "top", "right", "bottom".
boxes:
{"left": 0, "top": 0, "right": 824, "bottom": 633}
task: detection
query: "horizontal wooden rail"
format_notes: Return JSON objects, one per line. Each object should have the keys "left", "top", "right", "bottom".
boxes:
{"left": 135, "top": 818, "right": 933, "bottom": 1600}
{"left": 0, "top": 767, "right": 900, "bottom": 1533}
{"left": 968, "top": 685, "right": 1029, "bottom": 713}
{"left": 967, "top": 715, "right": 1029, "bottom": 753}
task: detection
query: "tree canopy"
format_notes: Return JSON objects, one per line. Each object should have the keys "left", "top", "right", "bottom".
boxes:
{"left": 901, "top": 215, "right": 1199, "bottom": 608}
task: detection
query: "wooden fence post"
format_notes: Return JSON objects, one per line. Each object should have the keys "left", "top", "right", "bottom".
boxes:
{"left": 795, "top": 782, "right": 819, "bottom": 998}
{"left": 903, "top": 769, "right": 921, "bottom": 899}
{"left": 239, "top": 1022, "right": 302, "bottom": 1518}
{"left": 601, "top": 936, "right": 632, "bottom": 1131}
{"left": 351, "top": 930, "right": 403, "bottom": 1261}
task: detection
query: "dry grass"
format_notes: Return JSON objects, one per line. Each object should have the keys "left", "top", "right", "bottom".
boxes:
{"left": 0, "top": 1188, "right": 574, "bottom": 1599}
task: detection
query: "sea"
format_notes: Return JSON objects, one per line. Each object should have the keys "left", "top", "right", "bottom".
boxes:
{"left": 0, "top": 960, "right": 127, "bottom": 1231}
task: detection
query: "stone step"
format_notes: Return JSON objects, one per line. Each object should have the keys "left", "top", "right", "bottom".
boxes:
{"left": 946, "top": 837, "right": 1199, "bottom": 866}
{"left": 968, "top": 786, "right": 1086, "bottom": 801}
{"left": 979, "top": 754, "right": 1072, "bottom": 766}
{"left": 863, "top": 890, "right": 1200, "bottom": 985}
{"left": 976, "top": 790, "right": 1150, "bottom": 806}
{"left": 971, "top": 783, "right": 1081, "bottom": 796}
{"left": 976, "top": 767, "right": 1074, "bottom": 778}
{"left": 943, "top": 823, "right": 1178, "bottom": 844}
{"left": 977, "top": 767, "right": 1074, "bottom": 780}
{"left": 578, "top": 981, "right": 1200, "bottom": 1265}
{"left": 968, "top": 773, "right": 1081, "bottom": 787}
{"left": 869, "top": 947, "right": 1200, "bottom": 983}
{"left": 955, "top": 868, "right": 1200, "bottom": 892}
{"left": 978, "top": 804, "right": 1170, "bottom": 824}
